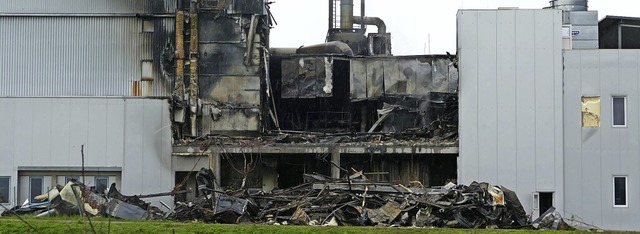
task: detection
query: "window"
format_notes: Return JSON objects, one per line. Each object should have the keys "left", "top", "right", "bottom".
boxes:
{"left": 0, "top": 177, "right": 9, "bottom": 204}
{"left": 613, "top": 97, "right": 626, "bottom": 127}
{"left": 65, "top": 176, "right": 79, "bottom": 184}
{"left": 29, "top": 177, "right": 43, "bottom": 201}
{"left": 142, "top": 20, "right": 154, "bottom": 33}
{"left": 95, "top": 177, "right": 109, "bottom": 194}
{"left": 614, "top": 176, "right": 628, "bottom": 207}
{"left": 582, "top": 96, "right": 601, "bottom": 127}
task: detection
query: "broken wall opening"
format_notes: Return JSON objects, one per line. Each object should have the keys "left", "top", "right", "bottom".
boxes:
{"left": 268, "top": 57, "right": 354, "bottom": 132}
{"left": 219, "top": 154, "right": 330, "bottom": 191}
{"left": 339, "top": 154, "right": 457, "bottom": 187}
{"left": 174, "top": 171, "right": 197, "bottom": 203}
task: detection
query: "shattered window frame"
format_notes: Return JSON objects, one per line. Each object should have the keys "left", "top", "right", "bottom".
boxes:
{"left": 581, "top": 96, "right": 601, "bottom": 127}
{"left": 613, "top": 176, "right": 628, "bottom": 207}
{"left": 612, "top": 96, "right": 627, "bottom": 127}
{"left": 95, "top": 176, "right": 109, "bottom": 194}
{"left": 65, "top": 176, "right": 79, "bottom": 184}
{"left": 29, "top": 176, "right": 43, "bottom": 201}
{"left": 0, "top": 177, "right": 9, "bottom": 204}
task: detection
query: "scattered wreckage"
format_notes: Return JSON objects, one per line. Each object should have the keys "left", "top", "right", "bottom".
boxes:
{"left": 1, "top": 172, "right": 572, "bottom": 230}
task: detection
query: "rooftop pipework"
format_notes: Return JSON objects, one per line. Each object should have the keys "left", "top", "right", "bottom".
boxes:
{"left": 549, "top": 0, "right": 588, "bottom": 11}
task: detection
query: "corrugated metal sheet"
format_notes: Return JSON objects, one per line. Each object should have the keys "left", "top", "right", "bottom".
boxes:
{"left": 0, "top": 17, "right": 174, "bottom": 97}
{"left": 0, "top": 0, "right": 176, "bottom": 14}
{"left": 563, "top": 50, "right": 640, "bottom": 231}
{"left": 457, "top": 9, "right": 564, "bottom": 216}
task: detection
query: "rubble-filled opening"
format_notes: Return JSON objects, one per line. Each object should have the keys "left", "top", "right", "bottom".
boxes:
{"left": 220, "top": 154, "right": 330, "bottom": 191}
{"left": 339, "top": 154, "right": 457, "bottom": 187}
{"left": 539, "top": 192, "right": 553, "bottom": 215}
{"left": 174, "top": 171, "right": 197, "bottom": 202}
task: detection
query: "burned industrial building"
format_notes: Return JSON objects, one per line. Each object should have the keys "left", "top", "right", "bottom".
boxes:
{"left": 170, "top": 0, "right": 460, "bottom": 194}
{"left": 3, "top": 0, "right": 640, "bottom": 231}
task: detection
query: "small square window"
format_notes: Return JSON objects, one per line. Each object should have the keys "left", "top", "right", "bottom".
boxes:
{"left": 0, "top": 177, "right": 9, "bottom": 204}
{"left": 142, "top": 20, "right": 154, "bottom": 33}
{"left": 613, "top": 97, "right": 626, "bottom": 127}
{"left": 582, "top": 96, "right": 601, "bottom": 127}
{"left": 29, "top": 177, "right": 43, "bottom": 201}
{"left": 614, "top": 176, "right": 628, "bottom": 207}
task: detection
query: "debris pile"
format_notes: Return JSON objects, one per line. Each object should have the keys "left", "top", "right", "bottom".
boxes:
{"left": 161, "top": 168, "right": 542, "bottom": 229}
{"left": 1, "top": 181, "right": 164, "bottom": 220}
{"left": 1, "top": 170, "right": 573, "bottom": 230}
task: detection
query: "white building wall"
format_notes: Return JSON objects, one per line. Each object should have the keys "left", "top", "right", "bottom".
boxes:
{"left": 457, "top": 9, "right": 565, "bottom": 215}
{"left": 0, "top": 97, "right": 173, "bottom": 210}
{"left": 563, "top": 50, "right": 640, "bottom": 231}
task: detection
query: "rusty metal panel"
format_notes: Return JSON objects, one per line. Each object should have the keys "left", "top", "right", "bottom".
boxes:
{"left": 0, "top": 17, "right": 174, "bottom": 97}
{"left": 0, "top": 0, "right": 176, "bottom": 14}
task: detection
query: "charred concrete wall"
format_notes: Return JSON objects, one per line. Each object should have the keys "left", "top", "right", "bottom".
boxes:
{"left": 172, "top": 0, "right": 270, "bottom": 139}
{"left": 457, "top": 9, "right": 564, "bottom": 217}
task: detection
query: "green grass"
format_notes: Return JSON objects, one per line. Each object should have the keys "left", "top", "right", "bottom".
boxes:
{"left": 0, "top": 215, "right": 622, "bottom": 234}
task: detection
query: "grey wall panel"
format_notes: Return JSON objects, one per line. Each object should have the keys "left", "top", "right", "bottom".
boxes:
{"left": 0, "top": 17, "right": 174, "bottom": 97}
{"left": 458, "top": 9, "right": 564, "bottom": 215}
{"left": 0, "top": 0, "right": 176, "bottom": 14}
{"left": 0, "top": 97, "right": 173, "bottom": 210}
{"left": 457, "top": 10, "right": 479, "bottom": 182}
{"left": 496, "top": 10, "right": 517, "bottom": 188}
{"left": 564, "top": 50, "right": 640, "bottom": 231}
{"left": 476, "top": 11, "right": 498, "bottom": 182}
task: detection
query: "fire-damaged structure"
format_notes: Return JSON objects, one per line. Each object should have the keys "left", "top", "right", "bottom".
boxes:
{"left": 172, "top": 0, "right": 459, "bottom": 194}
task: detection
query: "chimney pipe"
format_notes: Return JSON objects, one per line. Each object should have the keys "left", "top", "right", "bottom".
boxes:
{"left": 353, "top": 16, "right": 386, "bottom": 34}
{"left": 549, "top": 0, "right": 588, "bottom": 11}
{"left": 340, "top": 0, "right": 354, "bottom": 29}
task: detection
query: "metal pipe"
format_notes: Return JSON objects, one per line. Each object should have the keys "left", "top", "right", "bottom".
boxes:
{"left": 353, "top": 16, "right": 386, "bottom": 33}
{"left": 296, "top": 41, "right": 354, "bottom": 56}
{"left": 340, "top": 0, "right": 354, "bottom": 29}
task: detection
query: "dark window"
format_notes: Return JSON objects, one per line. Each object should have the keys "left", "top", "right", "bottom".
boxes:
{"left": 613, "top": 97, "right": 626, "bottom": 126}
{"left": 29, "top": 177, "right": 43, "bottom": 201}
{"left": 614, "top": 176, "right": 627, "bottom": 207}
{"left": 65, "top": 176, "right": 79, "bottom": 184}
{"left": 95, "top": 177, "right": 109, "bottom": 194}
{"left": 0, "top": 177, "right": 9, "bottom": 203}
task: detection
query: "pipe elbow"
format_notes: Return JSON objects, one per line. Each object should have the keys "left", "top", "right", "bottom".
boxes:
{"left": 354, "top": 16, "right": 387, "bottom": 34}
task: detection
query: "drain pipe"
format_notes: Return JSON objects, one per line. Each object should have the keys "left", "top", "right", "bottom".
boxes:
{"left": 353, "top": 16, "right": 386, "bottom": 33}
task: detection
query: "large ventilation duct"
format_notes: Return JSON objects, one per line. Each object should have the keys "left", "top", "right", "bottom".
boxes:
{"left": 340, "top": 0, "right": 354, "bottom": 29}
{"left": 353, "top": 16, "right": 386, "bottom": 33}
{"left": 549, "top": 0, "right": 587, "bottom": 11}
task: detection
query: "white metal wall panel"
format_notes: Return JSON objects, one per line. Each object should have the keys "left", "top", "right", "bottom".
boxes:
{"left": 458, "top": 9, "right": 564, "bottom": 215}
{"left": 0, "top": 97, "right": 173, "bottom": 209}
{"left": 0, "top": 0, "right": 176, "bottom": 14}
{"left": 0, "top": 17, "right": 173, "bottom": 97}
{"left": 563, "top": 50, "right": 640, "bottom": 231}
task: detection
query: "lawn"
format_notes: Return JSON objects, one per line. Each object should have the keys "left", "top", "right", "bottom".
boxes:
{"left": 0, "top": 216, "right": 616, "bottom": 234}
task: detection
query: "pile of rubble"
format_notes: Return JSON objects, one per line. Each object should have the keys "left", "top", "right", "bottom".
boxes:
{"left": 1, "top": 181, "right": 165, "bottom": 220}
{"left": 1, "top": 170, "right": 572, "bottom": 230}
{"left": 166, "top": 169, "right": 570, "bottom": 230}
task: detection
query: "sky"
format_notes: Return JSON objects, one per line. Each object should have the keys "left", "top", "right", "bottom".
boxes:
{"left": 269, "top": 0, "right": 640, "bottom": 55}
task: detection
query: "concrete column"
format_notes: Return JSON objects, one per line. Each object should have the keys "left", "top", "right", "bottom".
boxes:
{"left": 209, "top": 152, "right": 221, "bottom": 190}
{"left": 331, "top": 149, "right": 341, "bottom": 179}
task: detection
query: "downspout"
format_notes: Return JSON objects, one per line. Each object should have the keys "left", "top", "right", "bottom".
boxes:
{"left": 353, "top": 16, "right": 386, "bottom": 33}
{"left": 189, "top": 0, "right": 199, "bottom": 136}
